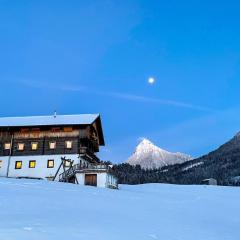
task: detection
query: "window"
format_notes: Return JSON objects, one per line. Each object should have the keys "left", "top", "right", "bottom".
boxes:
{"left": 20, "top": 128, "right": 29, "bottom": 133}
{"left": 29, "top": 160, "right": 36, "bottom": 168}
{"left": 49, "top": 142, "right": 56, "bottom": 149}
{"left": 64, "top": 160, "right": 71, "bottom": 167}
{"left": 17, "top": 143, "right": 25, "bottom": 151}
{"left": 4, "top": 143, "right": 11, "bottom": 150}
{"left": 31, "top": 142, "right": 38, "bottom": 150}
{"left": 65, "top": 141, "right": 72, "bottom": 149}
{"left": 0, "top": 161, "right": 3, "bottom": 168}
{"left": 15, "top": 161, "right": 22, "bottom": 169}
{"left": 64, "top": 127, "right": 73, "bottom": 132}
{"left": 51, "top": 127, "right": 60, "bottom": 132}
{"left": 47, "top": 160, "right": 54, "bottom": 168}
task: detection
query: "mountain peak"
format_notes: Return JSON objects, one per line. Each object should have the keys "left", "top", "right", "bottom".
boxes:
{"left": 139, "top": 138, "right": 152, "bottom": 144}
{"left": 137, "top": 138, "right": 158, "bottom": 148}
{"left": 136, "top": 138, "right": 167, "bottom": 154}
{"left": 138, "top": 138, "right": 153, "bottom": 146}
{"left": 127, "top": 138, "right": 192, "bottom": 169}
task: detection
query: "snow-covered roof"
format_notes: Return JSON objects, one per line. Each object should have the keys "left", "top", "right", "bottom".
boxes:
{"left": 0, "top": 114, "right": 100, "bottom": 127}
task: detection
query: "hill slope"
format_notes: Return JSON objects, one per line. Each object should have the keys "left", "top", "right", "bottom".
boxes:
{"left": 127, "top": 138, "right": 192, "bottom": 169}
{"left": 164, "top": 132, "right": 240, "bottom": 185}
{"left": 0, "top": 178, "right": 240, "bottom": 240}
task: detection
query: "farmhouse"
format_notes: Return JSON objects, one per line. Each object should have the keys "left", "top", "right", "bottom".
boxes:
{"left": 0, "top": 114, "right": 118, "bottom": 189}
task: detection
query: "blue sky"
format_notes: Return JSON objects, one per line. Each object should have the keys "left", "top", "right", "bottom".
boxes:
{"left": 1, "top": 0, "right": 240, "bottom": 162}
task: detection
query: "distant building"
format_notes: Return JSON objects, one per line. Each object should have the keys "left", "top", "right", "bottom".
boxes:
{"left": 0, "top": 114, "right": 118, "bottom": 189}
{"left": 201, "top": 178, "right": 217, "bottom": 186}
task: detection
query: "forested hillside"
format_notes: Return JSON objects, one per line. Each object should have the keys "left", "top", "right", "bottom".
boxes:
{"left": 113, "top": 133, "right": 240, "bottom": 186}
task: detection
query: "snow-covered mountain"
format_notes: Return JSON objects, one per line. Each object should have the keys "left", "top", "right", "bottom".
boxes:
{"left": 127, "top": 138, "right": 192, "bottom": 169}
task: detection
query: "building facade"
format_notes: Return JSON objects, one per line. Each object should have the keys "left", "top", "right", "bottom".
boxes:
{"left": 0, "top": 114, "right": 118, "bottom": 189}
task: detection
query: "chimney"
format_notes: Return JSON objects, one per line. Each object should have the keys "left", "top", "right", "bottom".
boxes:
{"left": 54, "top": 110, "right": 57, "bottom": 118}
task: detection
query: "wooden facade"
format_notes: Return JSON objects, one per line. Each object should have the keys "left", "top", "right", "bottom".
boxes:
{"left": 0, "top": 125, "right": 102, "bottom": 160}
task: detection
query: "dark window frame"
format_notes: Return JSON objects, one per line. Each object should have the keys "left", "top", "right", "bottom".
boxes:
{"left": 29, "top": 160, "right": 36, "bottom": 168}
{"left": 64, "top": 160, "right": 71, "bottom": 167}
{"left": 4, "top": 143, "right": 11, "bottom": 150}
{"left": 47, "top": 160, "right": 54, "bottom": 168}
{"left": 31, "top": 142, "right": 38, "bottom": 151}
{"left": 15, "top": 161, "right": 22, "bottom": 169}
{"left": 49, "top": 141, "right": 56, "bottom": 150}
{"left": 17, "top": 143, "right": 25, "bottom": 151}
{"left": 65, "top": 140, "right": 73, "bottom": 149}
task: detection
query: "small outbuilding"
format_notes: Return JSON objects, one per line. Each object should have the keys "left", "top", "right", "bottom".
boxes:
{"left": 201, "top": 178, "right": 217, "bottom": 186}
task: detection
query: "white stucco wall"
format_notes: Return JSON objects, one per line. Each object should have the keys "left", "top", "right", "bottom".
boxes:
{"left": 76, "top": 173, "right": 85, "bottom": 185}
{"left": 76, "top": 172, "right": 107, "bottom": 188}
{"left": 97, "top": 172, "right": 107, "bottom": 188}
{"left": 0, "top": 157, "right": 10, "bottom": 177}
{"left": 5, "top": 154, "right": 81, "bottom": 179}
{"left": 0, "top": 154, "right": 117, "bottom": 189}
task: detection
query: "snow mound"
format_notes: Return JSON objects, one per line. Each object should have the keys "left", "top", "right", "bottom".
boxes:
{"left": 127, "top": 138, "right": 192, "bottom": 169}
{"left": 0, "top": 178, "right": 239, "bottom": 240}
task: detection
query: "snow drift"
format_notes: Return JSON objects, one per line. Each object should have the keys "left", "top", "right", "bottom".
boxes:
{"left": 0, "top": 178, "right": 239, "bottom": 240}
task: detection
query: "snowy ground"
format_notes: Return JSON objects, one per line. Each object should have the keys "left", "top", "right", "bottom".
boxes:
{"left": 0, "top": 178, "right": 239, "bottom": 240}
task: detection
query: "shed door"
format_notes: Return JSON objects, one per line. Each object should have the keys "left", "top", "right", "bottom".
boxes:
{"left": 85, "top": 174, "right": 97, "bottom": 186}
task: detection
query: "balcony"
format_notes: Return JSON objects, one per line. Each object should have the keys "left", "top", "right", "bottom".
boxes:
{"left": 79, "top": 138, "right": 99, "bottom": 153}
{"left": 59, "top": 163, "right": 118, "bottom": 189}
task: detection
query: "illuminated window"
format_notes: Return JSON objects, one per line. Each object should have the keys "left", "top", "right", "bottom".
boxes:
{"left": 15, "top": 161, "right": 22, "bottom": 169}
{"left": 47, "top": 160, "right": 54, "bottom": 168}
{"left": 31, "top": 142, "right": 38, "bottom": 150}
{"left": 4, "top": 143, "right": 11, "bottom": 150}
{"left": 17, "top": 143, "right": 25, "bottom": 151}
{"left": 0, "top": 161, "right": 3, "bottom": 168}
{"left": 29, "top": 160, "right": 36, "bottom": 168}
{"left": 65, "top": 141, "right": 72, "bottom": 149}
{"left": 49, "top": 142, "right": 56, "bottom": 149}
{"left": 64, "top": 127, "right": 73, "bottom": 132}
{"left": 64, "top": 160, "right": 71, "bottom": 167}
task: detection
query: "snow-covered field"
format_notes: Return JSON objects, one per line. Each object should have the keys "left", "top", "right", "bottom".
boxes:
{"left": 0, "top": 178, "right": 239, "bottom": 240}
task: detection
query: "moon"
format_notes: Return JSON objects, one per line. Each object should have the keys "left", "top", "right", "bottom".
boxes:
{"left": 148, "top": 77, "right": 155, "bottom": 85}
